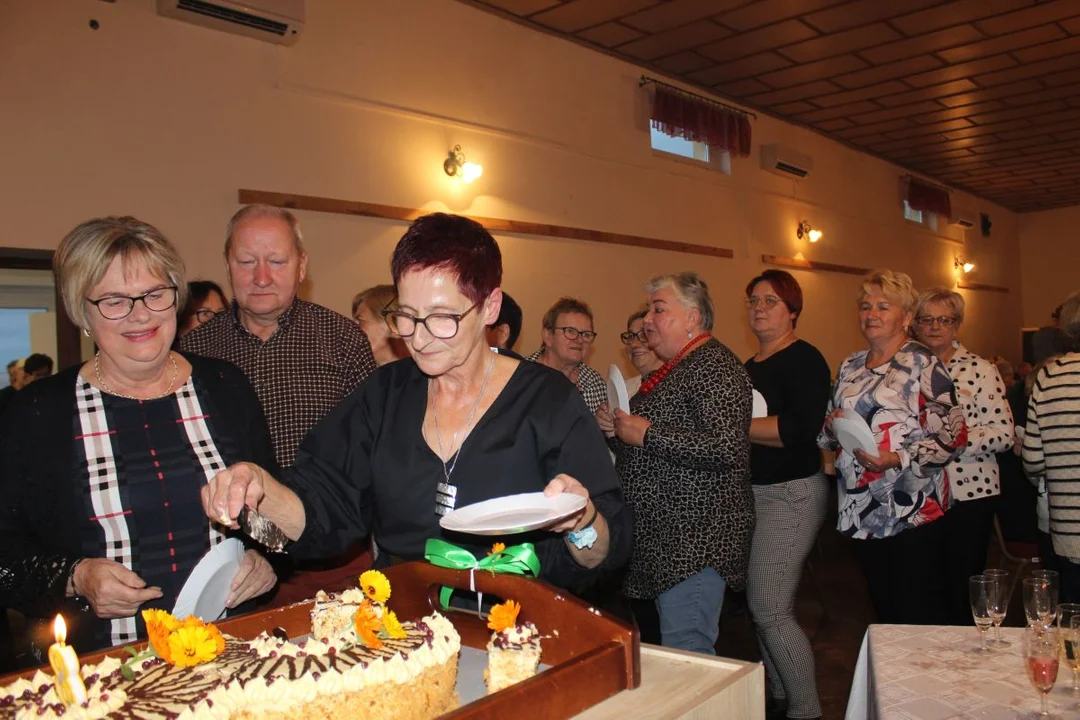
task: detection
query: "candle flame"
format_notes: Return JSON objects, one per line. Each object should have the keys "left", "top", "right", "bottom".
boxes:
{"left": 53, "top": 614, "right": 67, "bottom": 645}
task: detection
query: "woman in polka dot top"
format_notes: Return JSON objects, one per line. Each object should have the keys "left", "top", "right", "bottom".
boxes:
{"left": 913, "top": 288, "right": 1014, "bottom": 626}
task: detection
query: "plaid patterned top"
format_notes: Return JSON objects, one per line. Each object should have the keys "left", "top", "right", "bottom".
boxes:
{"left": 525, "top": 348, "right": 607, "bottom": 414}
{"left": 180, "top": 298, "right": 376, "bottom": 467}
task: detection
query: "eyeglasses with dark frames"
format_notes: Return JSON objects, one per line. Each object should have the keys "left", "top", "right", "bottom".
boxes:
{"left": 86, "top": 286, "right": 179, "bottom": 320}
{"left": 915, "top": 315, "right": 958, "bottom": 327}
{"left": 552, "top": 326, "right": 597, "bottom": 342}
{"left": 382, "top": 303, "right": 477, "bottom": 339}
{"left": 620, "top": 329, "right": 648, "bottom": 345}
{"left": 194, "top": 309, "right": 222, "bottom": 324}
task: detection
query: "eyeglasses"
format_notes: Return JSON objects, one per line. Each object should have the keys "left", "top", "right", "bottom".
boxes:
{"left": 915, "top": 315, "right": 958, "bottom": 327}
{"left": 382, "top": 303, "right": 477, "bottom": 339}
{"left": 745, "top": 296, "right": 782, "bottom": 309}
{"left": 194, "top": 309, "right": 222, "bottom": 324}
{"left": 620, "top": 329, "right": 647, "bottom": 345}
{"left": 86, "top": 286, "right": 179, "bottom": 320}
{"left": 552, "top": 326, "right": 597, "bottom": 342}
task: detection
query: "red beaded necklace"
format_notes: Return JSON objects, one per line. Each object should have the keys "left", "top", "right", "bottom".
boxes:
{"left": 639, "top": 332, "right": 711, "bottom": 395}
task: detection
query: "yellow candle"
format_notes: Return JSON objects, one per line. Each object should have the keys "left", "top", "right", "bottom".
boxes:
{"left": 48, "top": 615, "right": 87, "bottom": 707}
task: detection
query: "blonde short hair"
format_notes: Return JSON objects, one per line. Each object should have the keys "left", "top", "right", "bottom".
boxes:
{"left": 643, "top": 271, "right": 714, "bottom": 331}
{"left": 54, "top": 216, "right": 188, "bottom": 331}
{"left": 351, "top": 284, "right": 396, "bottom": 318}
{"left": 859, "top": 269, "right": 918, "bottom": 315}
{"left": 1061, "top": 290, "right": 1080, "bottom": 341}
{"left": 224, "top": 204, "right": 305, "bottom": 258}
{"left": 916, "top": 287, "right": 965, "bottom": 324}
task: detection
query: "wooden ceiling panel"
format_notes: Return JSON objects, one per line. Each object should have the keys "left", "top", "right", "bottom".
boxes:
{"left": 889, "top": 0, "right": 1035, "bottom": 36}
{"left": 530, "top": 0, "right": 659, "bottom": 33}
{"left": 465, "top": 0, "right": 1080, "bottom": 211}
{"left": 616, "top": 20, "right": 729, "bottom": 59}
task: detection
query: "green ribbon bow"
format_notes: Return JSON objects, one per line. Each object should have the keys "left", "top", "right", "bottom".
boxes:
{"left": 424, "top": 538, "right": 541, "bottom": 609}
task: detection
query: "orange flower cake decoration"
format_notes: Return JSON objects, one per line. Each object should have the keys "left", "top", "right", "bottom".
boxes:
{"left": 359, "top": 569, "right": 391, "bottom": 604}
{"left": 487, "top": 542, "right": 506, "bottom": 556}
{"left": 353, "top": 601, "right": 384, "bottom": 650}
{"left": 487, "top": 599, "right": 521, "bottom": 633}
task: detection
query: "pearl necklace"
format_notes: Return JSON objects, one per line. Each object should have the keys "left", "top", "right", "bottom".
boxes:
{"left": 639, "top": 333, "right": 710, "bottom": 395}
{"left": 94, "top": 352, "right": 179, "bottom": 401}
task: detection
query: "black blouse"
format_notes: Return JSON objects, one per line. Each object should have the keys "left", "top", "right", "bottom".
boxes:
{"left": 744, "top": 339, "right": 832, "bottom": 485}
{"left": 286, "top": 357, "right": 633, "bottom": 590}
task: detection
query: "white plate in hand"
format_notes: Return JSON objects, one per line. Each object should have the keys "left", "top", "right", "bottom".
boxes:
{"left": 439, "top": 492, "right": 588, "bottom": 536}
{"left": 752, "top": 390, "right": 768, "bottom": 418}
{"left": 607, "top": 364, "right": 630, "bottom": 414}
{"left": 833, "top": 411, "right": 877, "bottom": 455}
{"left": 173, "top": 537, "right": 244, "bottom": 621}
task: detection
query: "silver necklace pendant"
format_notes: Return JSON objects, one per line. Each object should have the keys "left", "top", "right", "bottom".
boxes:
{"left": 435, "top": 481, "right": 457, "bottom": 516}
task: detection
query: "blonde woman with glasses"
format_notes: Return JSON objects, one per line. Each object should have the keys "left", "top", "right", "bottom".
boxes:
{"left": 913, "top": 288, "right": 1013, "bottom": 625}
{"left": 527, "top": 297, "right": 607, "bottom": 413}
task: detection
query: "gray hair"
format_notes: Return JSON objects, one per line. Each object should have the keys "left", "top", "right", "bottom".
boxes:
{"left": 915, "top": 287, "right": 965, "bottom": 325}
{"left": 643, "top": 272, "right": 714, "bottom": 331}
{"left": 224, "top": 204, "right": 305, "bottom": 257}
{"left": 1061, "top": 290, "right": 1080, "bottom": 341}
{"left": 54, "top": 216, "right": 188, "bottom": 331}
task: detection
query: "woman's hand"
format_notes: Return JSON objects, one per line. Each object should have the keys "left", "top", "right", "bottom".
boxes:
{"left": 226, "top": 550, "right": 277, "bottom": 608}
{"left": 613, "top": 409, "right": 651, "bottom": 448}
{"left": 542, "top": 473, "right": 592, "bottom": 534}
{"left": 595, "top": 403, "right": 616, "bottom": 438}
{"left": 823, "top": 408, "right": 844, "bottom": 434}
{"left": 73, "top": 558, "right": 162, "bottom": 619}
{"left": 853, "top": 449, "right": 900, "bottom": 473}
{"left": 201, "top": 462, "right": 272, "bottom": 528}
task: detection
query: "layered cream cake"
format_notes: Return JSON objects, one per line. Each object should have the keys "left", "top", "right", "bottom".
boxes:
{"left": 0, "top": 583, "right": 460, "bottom": 720}
{"left": 482, "top": 599, "right": 541, "bottom": 694}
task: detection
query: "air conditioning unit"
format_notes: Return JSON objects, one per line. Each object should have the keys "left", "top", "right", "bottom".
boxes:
{"left": 950, "top": 209, "right": 977, "bottom": 229}
{"left": 761, "top": 144, "right": 813, "bottom": 179}
{"left": 156, "top": 0, "right": 304, "bottom": 46}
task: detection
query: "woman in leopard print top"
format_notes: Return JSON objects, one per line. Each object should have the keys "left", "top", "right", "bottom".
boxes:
{"left": 598, "top": 272, "right": 754, "bottom": 656}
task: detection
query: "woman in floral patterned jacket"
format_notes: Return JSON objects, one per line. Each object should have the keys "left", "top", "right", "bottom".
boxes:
{"left": 818, "top": 270, "right": 966, "bottom": 625}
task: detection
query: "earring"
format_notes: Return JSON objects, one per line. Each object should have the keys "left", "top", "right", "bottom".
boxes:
{"left": 82, "top": 328, "right": 91, "bottom": 338}
{"left": 687, "top": 331, "right": 692, "bottom": 339}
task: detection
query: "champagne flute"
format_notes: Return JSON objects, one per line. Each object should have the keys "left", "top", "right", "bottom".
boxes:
{"left": 1023, "top": 624, "right": 1061, "bottom": 719}
{"left": 971, "top": 575, "right": 995, "bottom": 653}
{"left": 985, "top": 568, "right": 1011, "bottom": 648}
{"left": 1025, "top": 578, "right": 1056, "bottom": 628}
{"left": 1061, "top": 606, "right": 1080, "bottom": 695}
{"left": 1032, "top": 570, "right": 1061, "bottom": 624}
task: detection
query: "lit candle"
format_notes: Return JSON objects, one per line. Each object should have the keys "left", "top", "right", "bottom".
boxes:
{"left": 48, "top": 615, "right": 87, "bottom": 707}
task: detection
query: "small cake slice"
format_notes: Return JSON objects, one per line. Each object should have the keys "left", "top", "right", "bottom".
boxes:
{"left": 483, "top": 599, "right": 541, "bottom": 694}
{"left": 310, "top": 586, "right": 368, "bottom": 639}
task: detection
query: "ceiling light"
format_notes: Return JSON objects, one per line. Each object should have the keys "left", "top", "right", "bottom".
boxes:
{"left": 444, "top": 145, "right": 483, "bottom": 183}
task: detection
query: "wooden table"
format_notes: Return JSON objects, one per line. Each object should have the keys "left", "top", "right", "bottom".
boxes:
{"left": 576, "top": 645, "right": 764, "bottom": 719}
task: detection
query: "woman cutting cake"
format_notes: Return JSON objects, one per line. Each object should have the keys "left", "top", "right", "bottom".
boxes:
{"left": 202, "top": 213, "right": 633, "bottom": 589}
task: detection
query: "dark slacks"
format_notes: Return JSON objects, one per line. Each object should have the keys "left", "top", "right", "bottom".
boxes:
{"left": 853, "top": 519, "right": 949, "bottom": 625}
{"left": 942, "top": 496, "right": 996, "bottom": 626}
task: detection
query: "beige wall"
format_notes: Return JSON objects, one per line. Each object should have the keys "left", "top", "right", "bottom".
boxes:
{"left": 0, "top": 0, "right": 1024, "bottom": 374}
{"left": 1019, "top": 205, "right": 1080, "bottom": 329}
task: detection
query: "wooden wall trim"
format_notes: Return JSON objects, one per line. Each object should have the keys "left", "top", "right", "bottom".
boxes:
{"left": 761, "top": 254, "right": 870, "bottom": 277}
{"left": 238, "top": 190, "right": 734, "bottom": 259}
{"left": 956, "top": 280, "right": 1009, "bottom": 293}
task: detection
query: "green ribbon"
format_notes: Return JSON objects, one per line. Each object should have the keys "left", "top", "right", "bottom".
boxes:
{"left": 424, "top": 538, "right": 541, "bottom": 609}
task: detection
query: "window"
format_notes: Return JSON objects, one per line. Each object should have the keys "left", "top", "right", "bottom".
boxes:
{"left": 0, "top": 307, "right": 47, "bottom": 388}
{"left": 649, "top": 127, "right": 731, "bottom": 173}
{"left": 903, "top": 200, "right": 938, "bottom": 232}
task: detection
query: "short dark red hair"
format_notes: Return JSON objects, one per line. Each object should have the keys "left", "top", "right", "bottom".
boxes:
{"left": 390, "top": 213, "right": 502, "bottom": 305}
{"left": 745, "top": 269, "right": 804, "bottom": 327}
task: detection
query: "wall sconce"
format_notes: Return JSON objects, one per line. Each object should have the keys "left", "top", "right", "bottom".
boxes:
{"left": 444, "top": 145, "right": 483, "bottom": 183}
{"left": 796, "top": 220, "right": 822, "bottom": 243}
{"left": 955, "top": 256, "right": 974, "bottom": 273}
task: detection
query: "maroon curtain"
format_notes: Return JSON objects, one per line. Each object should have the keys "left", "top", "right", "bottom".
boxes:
{"left": 650, "top": 86, "right": 752, "bottom": 157}
{"left": 907, "top": 178, "right": 951, "bottom": 218}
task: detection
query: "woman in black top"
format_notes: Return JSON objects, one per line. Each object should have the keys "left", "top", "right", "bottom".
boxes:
{"left": 744, "top": 270, "right": 831, "bottom": 720}
{"left": 202, "top": 214, "right": 632, "bottom": 591}
{"left": 0, "top": 216, "right": 278, "bottom": 657}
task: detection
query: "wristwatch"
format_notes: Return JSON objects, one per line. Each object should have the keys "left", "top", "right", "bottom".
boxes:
{"left": 566, "top": 506, "right": 600, "bottom": 550}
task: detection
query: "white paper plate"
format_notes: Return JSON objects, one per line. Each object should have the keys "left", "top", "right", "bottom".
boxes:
{"left": 173, "top": 537, "right": 244, "bottom": 621}
{"left": 752, "top": 390, "right": 768, "bottom": 418}
{"left": 833, "top": 411, "right": 877, "bottom": 455}
{"left": 439, "top": 492, "right": 588, "bottom": 536}
{"left": 607, "top": 364, "right": 630, "bottom": 414}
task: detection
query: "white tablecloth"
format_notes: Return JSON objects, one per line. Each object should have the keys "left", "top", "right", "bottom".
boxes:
{"left": 845, "top": 624, "right": 1080, "bottom": 719}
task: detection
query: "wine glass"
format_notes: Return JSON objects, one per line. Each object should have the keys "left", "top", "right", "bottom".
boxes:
{"left": 1025, "top": 577, "right": 1056, "bottom": 628}
{"left": 971, "top": 575, "right": 996, "bottom": 653}
{"left": 1060, "top": 605, "right": 1080, "bottom": 695}
{"left": 985, "top": 568, "right": 1011, "bottom": 648}
{"left": 1032, "top": 570, "right": 1061, "bottom": 620}
{"left": 1023, "top": 624, "right": 1061, "bottom": 719}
